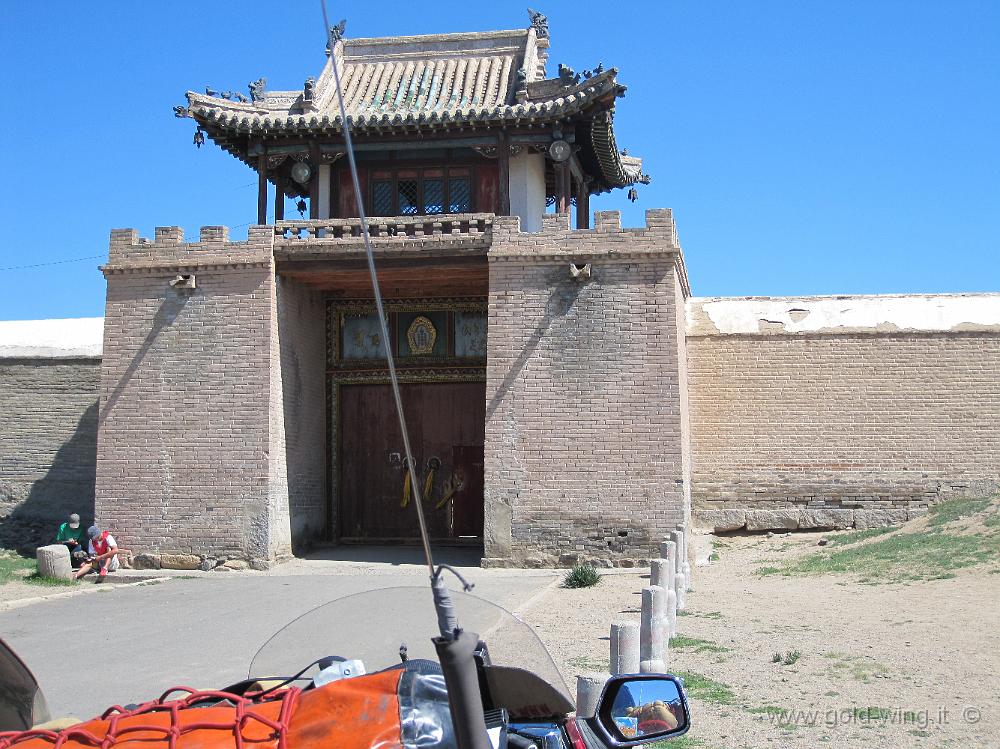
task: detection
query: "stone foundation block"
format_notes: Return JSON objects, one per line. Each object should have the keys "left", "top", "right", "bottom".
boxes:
{"left": 131, "top": 553, "right": 161, "bottom": 570}
{"left": 36, "top": 545, "right": 72, "bottom": 580}
{"left": 695, "top": 509, "right": 746, "bottom": 532}
{"left": 745, "top": 510, "right": 800, "bottom": 531}
{"left": 799, "top": 509, "right": 855, "bottom": 530}
{"left": 854, "top": 509, "right": 909, "bottom": 529}
{"left": 159, "top": 553, "right": 201, "bottom": 570}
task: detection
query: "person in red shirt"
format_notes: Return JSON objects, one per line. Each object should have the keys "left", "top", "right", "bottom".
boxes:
{"left": 72, "top": 526, "right": 120, "bottom": 582}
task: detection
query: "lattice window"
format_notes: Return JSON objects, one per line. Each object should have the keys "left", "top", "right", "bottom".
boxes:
{"left": 397, "top": 179, "right": 419, "bottom": 215}
{"left": 423, "top": 179, "right": 445, "bottom": 214}
{"left": 372, "top": 181, "right": 393, "bottom": 216}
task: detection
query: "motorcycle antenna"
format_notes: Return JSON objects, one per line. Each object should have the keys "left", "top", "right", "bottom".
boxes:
{"left": 319, "top": 8, "right": 490, "bottom": 748}
{"left": 318, "top": 3, "right": 476, "bottom": 626}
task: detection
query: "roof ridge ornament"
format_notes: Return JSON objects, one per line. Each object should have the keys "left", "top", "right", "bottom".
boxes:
{"left": 326, "top": 19, "right": 347, "bottom": 55}
{"left": 527, "top": 8, "right": 549, "bottom": 39}
{"left": 248, "top": 78, "right": 267, "bottom": 103}
{"left": 557, "top": 64, "right": 580, "bottom": 87}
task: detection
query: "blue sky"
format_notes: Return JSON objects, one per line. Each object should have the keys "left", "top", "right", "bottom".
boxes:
{"left": 1, "top": 1, "right": 997, "bottom": 320}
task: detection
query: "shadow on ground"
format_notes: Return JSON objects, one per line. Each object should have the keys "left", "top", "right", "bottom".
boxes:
{"left": 301, "top": 544, "right": 483, "bottom": 567}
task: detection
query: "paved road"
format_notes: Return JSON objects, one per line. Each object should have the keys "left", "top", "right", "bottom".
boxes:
{"left": 1, "top": 569, "right": 557, "bottom": 719}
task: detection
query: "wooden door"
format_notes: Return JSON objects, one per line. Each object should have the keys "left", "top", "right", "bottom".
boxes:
{"left": 339, "top": 382, "right": 486, "bottom": 541}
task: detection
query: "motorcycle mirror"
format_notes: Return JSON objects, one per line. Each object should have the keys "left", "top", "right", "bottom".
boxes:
{"left": 591, "top": 674, "right": 690, "bottom": 746}
{"left": 0, "top": 637, "right": 51, "bottom": 731}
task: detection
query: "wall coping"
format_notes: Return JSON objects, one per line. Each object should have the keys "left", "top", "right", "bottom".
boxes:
{"left": 0, "top": 317, "right": 104, "bottom": 359}
{"left": 687, "top": 293, "right": 1000, "bottom": 336}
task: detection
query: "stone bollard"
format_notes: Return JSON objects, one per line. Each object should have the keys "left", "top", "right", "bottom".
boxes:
{"left": 650, "top": 558, "right": 669, "bottom": 588}
{"left": 639, "top": 586, "right": 667, "bottom": 672}
{"left": 665, "top": 588, "right": 678, "bottom": 639}
{"left": 36, "top": 545, "right": 73, "bottom": 581}
{"left": 674, "top": 572, "right": 687, "bottom": 610}
{"left": 610, "top": 621, "right": 641, "bottom": 675}
{"left": 658, "top": 542, "right": 678, "bottom": 596}
{"left": 576, "top": 673, "right": 608, "bottom": 718}
{"left": 671, "top": 528, "right": 693, "bottom": 591}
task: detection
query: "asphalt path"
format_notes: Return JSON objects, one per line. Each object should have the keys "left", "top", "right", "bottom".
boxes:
{"left": 0, "top": 570, "right": 557, "bottom": 720}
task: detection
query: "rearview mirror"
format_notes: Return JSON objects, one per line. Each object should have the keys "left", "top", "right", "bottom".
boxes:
{"left": 592, "top": 674, "right": 690, "bottom": 746}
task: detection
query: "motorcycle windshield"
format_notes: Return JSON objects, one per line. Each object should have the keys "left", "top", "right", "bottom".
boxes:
{"left": 249, "top": 586, "right": 571, "bottom": 705}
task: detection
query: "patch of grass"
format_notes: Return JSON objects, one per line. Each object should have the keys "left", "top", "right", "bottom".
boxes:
{"left": 675, "top": 670, "right": 735, "bottom": 705}
{"left": 852, "top": 706, "right": 893, "bottom": 720}
{"left": 647, "top": 738, "right": 707, "bottom": 749}
{"left": 823, "top": 652, "right": 890, "bottom": 683}
{"left": 756, "top": 498, "right": 1000, "bottom": 582}
{"left": 747, "top": 705, "right": 785, "bottom": 716}
{"left": 827, "top": 527, "right": 896, "bottom": 546}
{"left": 25, "top": 572, "right": 75, "bottom": 587}
{"left": 567, "top": 655, "right": 606, "bottom": 671}
{"left": 0, "top": 552, "right": 36, "bottom": 585}
{"left": 927, "top": 496, "right": 992, "bottom": 526}
{"left": 909, "top": 729, "right": 932, "bottom": 737}
{"left": 562, "top": 564, "right": 601, "bottom": 588}
{"left": 782, "top": 650, "right": 801, "bottom": 665}
{"left": 771, "top": 652, "right": 782, "bottom": 663}
{"left": 669, "top": 635, "right": 731, "bottom": 654}
{"left": 708, "top": 551, "right": 720, "bottom": 562}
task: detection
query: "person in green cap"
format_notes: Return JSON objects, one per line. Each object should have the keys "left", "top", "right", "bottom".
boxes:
{"left": 55, "top": 513, "right": 87, "bottom": 567}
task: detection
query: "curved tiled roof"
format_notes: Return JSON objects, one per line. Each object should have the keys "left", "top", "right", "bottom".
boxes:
{"left": 182, "top": 27, "right": 648, "bottom": 191}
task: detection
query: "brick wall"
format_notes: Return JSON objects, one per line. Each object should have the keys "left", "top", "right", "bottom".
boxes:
{"left": 484, "top": 210, "right": 690, "bottom": 566}
{"left": 687, "top": 296, "right": 1000, "bottom": 531}
{"left": 0, "top": 359, "right": 99, "bottom": 551}
{"left": 96, "top": 226, "right": 288, "bottom": 561}
{"left": 275, "top": 276, "right": 327, "bottom": 550}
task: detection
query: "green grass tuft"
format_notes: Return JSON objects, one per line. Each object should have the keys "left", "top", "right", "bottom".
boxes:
{"left": 562, "top": 564, "right": 601, "bottom": 588}
{"left": 927, "top": 496, "right": 992, "bottom": 526}
{"left": 827, "top": 527, "right": 896, "bottom": 546}
{"left": 0, "top": 552, "right": 36, "bottom": 585}
{"left": 25, "top": 572, "right": 76, "bottom": 587}
{"left": 675, "top": 670, "right": 736, "bottom": 705}
{"left": 669, "top": 635, "right": 731, "bottom": 654}
{"left": 756, "top": 497, "right": 1000, "bottom": 582}
{"left": 782, "top": 650, "right": 801, "bottom": 665}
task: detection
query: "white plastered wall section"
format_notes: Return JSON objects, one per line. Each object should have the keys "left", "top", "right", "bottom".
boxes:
{"left": 687, "top": 293, "right": 1000, "bottom": 335}
{"left": 0, "top": 318, "right": 104, "bottom": 359}
{"left": 318, "top": 165, "right": 331, "bottom": 220}
{"left": 508, "top": 151, "right": 545, "bottom": 233}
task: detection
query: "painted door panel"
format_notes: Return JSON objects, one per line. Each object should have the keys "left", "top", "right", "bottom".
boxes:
{"left": 340, "top": 382, "right": 486, "bottom": 540}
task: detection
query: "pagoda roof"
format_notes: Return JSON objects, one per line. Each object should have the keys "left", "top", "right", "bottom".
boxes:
{"left": 181, "top": 24, "right": 649, "bottom": 191}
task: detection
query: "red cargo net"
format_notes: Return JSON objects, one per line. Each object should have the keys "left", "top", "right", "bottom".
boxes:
{"left": 0, "top": 686, "right": 301, "bottom": 749}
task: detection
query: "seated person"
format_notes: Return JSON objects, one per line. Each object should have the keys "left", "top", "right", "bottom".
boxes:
{"left": 73, "top": 526, "right": 120, "bottom": 582}
{"left": 55, "top": 514, "right": 87, "bottom": 567}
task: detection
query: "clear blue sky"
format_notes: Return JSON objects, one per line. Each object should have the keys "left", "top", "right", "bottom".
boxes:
{"left": 1, "top": 1, "right": 997, "bottom": 320}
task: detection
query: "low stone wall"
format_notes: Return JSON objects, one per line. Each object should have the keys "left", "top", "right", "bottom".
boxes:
{"left": 686, "top": 294, "right": 1000, "bottom": 532}
{"left": 0, "top": 319, "right": 103, "bottom": 553}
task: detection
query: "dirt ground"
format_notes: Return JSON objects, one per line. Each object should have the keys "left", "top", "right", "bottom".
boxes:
{"left": 523, "top": 531, "right": 1000, "bottom": 749}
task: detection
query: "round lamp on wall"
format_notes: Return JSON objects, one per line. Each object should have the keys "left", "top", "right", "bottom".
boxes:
{"left": 291, "top": 161, "right": 312, "bottom": 185}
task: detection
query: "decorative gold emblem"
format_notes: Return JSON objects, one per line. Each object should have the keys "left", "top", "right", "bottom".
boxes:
{"left": 406, "top": 316, "right": 437, "bottom": 355}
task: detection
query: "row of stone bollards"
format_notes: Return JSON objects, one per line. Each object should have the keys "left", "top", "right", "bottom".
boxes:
{"left": 576, "top": 525, "right": 693, "bottom": 716}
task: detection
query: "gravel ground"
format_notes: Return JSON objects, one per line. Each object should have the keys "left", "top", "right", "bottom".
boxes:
{"left": 520, "top": 531, "right": 999, "bottom": 749}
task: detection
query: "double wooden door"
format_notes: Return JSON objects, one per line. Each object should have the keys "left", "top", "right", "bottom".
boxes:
{"left": 339, "top": 382, "right": 486, "bottom": 541}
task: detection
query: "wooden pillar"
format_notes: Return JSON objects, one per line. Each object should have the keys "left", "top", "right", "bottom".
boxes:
{"left": 556, "top": 160, "right": 570, "bottom": 214}
{"left": 308, "top": 143, "right": 321, "bottom": 219}
{"left": 497, "top": 131, "right": 511, "bottom": 216}
{"left": 576, "top": 177, "right": 590, "bottom": 229}
{"left": 257, "top": 153, "right": 268, "bottom": 226}
{"left": 274, "top": 184, "right": 284, "bottom": 222}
